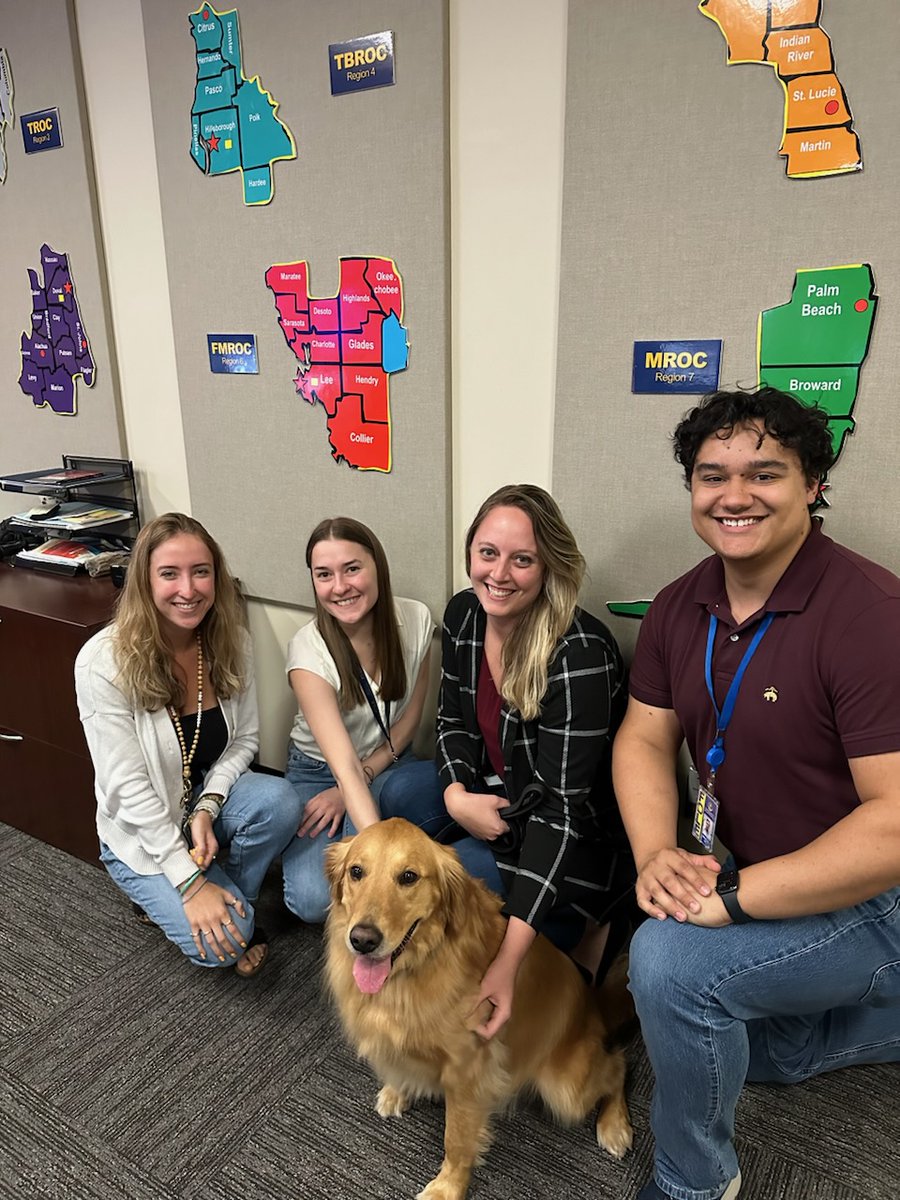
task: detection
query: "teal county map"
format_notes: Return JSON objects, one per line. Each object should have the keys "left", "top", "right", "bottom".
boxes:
{"left": 18, "top": 244, "right": 95, "bottom": 416}
{"left": 265, "top": 256, "right": 409, "bottom": 472}
{"left": 189, "top": 4, "right": 295, "bottom": 205}
{"left": 0, "top": 48, "right": 13, "bottom": 184}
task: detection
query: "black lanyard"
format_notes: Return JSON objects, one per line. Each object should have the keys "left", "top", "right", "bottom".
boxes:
{"left": 357, "top": 668, "right": 398, "bottom": 761}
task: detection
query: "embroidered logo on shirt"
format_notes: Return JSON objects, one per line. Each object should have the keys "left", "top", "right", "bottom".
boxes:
{"left": 763, "top": 686, "right": 778, "bottom": 703}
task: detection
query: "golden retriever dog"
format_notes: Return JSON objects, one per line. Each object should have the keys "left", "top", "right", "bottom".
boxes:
{"left": 325, "top": 817, "right": 633, "bottom": 1200}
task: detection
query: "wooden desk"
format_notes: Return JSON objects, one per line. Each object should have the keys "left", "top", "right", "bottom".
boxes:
{"left": 0, "top": 564, "right": 117, "bottom": 864}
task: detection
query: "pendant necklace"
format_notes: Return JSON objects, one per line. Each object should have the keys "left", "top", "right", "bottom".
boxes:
{"left": 169, "top": 632, "right": 204, "bottom": 808}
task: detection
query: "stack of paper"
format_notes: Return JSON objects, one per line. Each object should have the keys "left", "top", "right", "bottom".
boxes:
{"left": 16, "top": 538, "right": 107, "bottom": 566}
{"left": 14, "top": 502, "right": 133, "bottom": 530}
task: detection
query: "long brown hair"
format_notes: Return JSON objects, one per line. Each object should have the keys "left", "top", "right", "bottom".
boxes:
{"left": 465, "top": 484, "right": 585, "bottom": 720}
{"left": 306, "top": 517, "right": 406, "bottom": 711}
{"left": 112, "top": 513, "right": 247, "bottom": 710}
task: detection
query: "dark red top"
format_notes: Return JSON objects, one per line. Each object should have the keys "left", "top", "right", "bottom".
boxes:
{"left": 629, "top": 521, "right": 900, "bottom": 866}
{"left": 476, "top": 652, "right": 506, "bottom": 784}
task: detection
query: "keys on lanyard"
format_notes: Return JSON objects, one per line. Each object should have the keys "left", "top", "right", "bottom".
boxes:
{"left": 692, "top": 610, "right": 776, "bottom": 851}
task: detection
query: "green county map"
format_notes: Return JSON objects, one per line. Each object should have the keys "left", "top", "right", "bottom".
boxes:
{"left": 189, "top": 4, "right": 295, "bottom": 206}
{"left": 759, "top": 263, "right": 877, "bottom": 468}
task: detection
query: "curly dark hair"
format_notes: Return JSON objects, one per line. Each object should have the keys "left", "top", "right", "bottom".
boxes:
{"left": 673, "top": 387, "right": 835, "bottom": 503}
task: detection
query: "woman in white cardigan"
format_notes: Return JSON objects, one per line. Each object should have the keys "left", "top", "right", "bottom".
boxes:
{"left": 75, "top": 513, "right": 299, "bottom": 975}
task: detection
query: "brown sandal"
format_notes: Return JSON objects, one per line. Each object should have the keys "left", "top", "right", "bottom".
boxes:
{"left": 234, "top": 926, "right": 268, "bottom": 978}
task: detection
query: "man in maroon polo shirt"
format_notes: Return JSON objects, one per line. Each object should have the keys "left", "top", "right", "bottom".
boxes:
{"left": 614, "top": 388, "right": 900, "bottom": 1200}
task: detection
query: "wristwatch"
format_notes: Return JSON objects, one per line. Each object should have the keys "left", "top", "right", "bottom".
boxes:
{"left": 715, "top": 868, "right": 753, "bottom": 924}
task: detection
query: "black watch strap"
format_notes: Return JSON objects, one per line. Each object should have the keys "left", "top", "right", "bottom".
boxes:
{"left": 716, "top": 869, "right": 753, "bottom": 924}
{"left": 719, "top": 887, "right": 752, "bottom": 924}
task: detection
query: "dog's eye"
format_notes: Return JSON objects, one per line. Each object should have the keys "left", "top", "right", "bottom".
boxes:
{"left": 348, "top": 864, "right": 364, "bottom": 881}
{"left": 397, "top": 869, "right": 419, "bottom": 887}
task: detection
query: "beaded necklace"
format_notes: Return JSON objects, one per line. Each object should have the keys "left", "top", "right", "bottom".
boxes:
{"left": 169, "top": 632, "right": 204, "bottom": 809}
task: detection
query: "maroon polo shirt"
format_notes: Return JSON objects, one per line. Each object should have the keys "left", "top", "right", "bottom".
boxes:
{"left": 629, "top": 520, "right": 900, "bottom": 866}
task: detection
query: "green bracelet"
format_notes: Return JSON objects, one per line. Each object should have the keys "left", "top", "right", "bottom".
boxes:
{"left": 182, "top": 877, "right": 208, "bottom": 905}
{"left": 177, "top": 869, "right": 201, "bottom": 895}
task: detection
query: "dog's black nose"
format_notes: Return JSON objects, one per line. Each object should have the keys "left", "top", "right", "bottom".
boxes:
{"left": 350, "top": 924, "right": 383, "bottom": 955}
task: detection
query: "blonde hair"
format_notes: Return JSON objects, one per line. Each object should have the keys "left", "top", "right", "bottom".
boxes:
{"left": 112, "top": 513, "right": 247, "bottom": 711}
{"left": 306, "top": 518, "right": 406, "bottom": 711}
{"left": 465, "top": 484, "right": 585, "bottom": 720}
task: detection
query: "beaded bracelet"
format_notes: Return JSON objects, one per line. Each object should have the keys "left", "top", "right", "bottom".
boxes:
{"left": 185, "top": 797, "right": 221, "bottom": 827}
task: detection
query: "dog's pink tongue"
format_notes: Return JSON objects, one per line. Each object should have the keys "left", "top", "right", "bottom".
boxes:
{"left": 353, "top": 954, "right": 393, "bottom": 994}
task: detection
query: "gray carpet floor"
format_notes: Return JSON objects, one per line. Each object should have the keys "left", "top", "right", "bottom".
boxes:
{"left": 1, "top": 820, "right": 897, "bottom": 1199}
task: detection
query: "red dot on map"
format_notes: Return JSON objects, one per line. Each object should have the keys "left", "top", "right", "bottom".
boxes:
{"left": 203, "top": 8, "right": 209, "bottom": 17}
{"left": 824, "top": 100, "right": 839, "bottom": 115}
{"left": 40, "top": 349, "right": 46, "bottom": 357}
{"left": 854, "top": 299, "right": 869, "bottom": 313}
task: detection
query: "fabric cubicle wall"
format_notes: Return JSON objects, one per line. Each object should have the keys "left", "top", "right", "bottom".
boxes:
{"left": 553, "top": 0, "right": 900, "bottom": 656}
{"left": 141, "top": 0, "right": 451, "bottom": 615}
{"left": 0, "top": 0, "right": 123, "bottom": 517}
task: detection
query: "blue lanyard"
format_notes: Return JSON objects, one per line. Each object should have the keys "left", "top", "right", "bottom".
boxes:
{"left": 704, "top": 611, "right": 775, "bottom": 773}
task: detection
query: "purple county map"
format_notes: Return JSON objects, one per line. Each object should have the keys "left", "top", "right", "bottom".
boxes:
{"left": 18, "top": 244, "right": 95, "bottom": 416}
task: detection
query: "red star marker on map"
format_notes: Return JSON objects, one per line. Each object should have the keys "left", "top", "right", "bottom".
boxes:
{"left": 64, "top": 281, "right": 72, "bottom": 294}
{"left": 207, "top": 133, "right": 220, "bottom": 152}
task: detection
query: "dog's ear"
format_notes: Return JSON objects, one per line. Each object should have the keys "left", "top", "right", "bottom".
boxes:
{"left": 324, "top": 836, "right": 354, "bottom": 903}
{"left": 434, "top": 841, "right": 474, "bottom": 937}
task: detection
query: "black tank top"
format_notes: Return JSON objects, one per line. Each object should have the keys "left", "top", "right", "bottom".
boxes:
{"left": 172, "top": 704, "right": 229, "bottom": 790}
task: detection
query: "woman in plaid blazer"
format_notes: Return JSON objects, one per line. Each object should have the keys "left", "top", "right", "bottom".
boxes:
{"left": 384, "top": 484, "right": 636, "bottom": 1039}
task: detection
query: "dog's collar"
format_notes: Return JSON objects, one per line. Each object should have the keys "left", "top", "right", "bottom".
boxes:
{"left": 391, "top": 919, "right": 420, "bottom": 964}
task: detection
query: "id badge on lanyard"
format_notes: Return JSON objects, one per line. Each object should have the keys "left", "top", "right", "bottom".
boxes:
{"left": 692, "top": 611, "right": 775, "bottom": 852}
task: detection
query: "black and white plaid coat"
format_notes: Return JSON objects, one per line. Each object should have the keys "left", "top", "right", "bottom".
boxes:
{"left": 436, "top": 589, "right": 635, "bottom": 929}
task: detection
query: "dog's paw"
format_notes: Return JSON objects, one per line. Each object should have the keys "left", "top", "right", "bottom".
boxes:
{"left": 376, "top": 1085, "right": 409, "bottom": 1119}
{"left": 596, "top": 1107, "right": 634, "bottom": 1159}
{"left": 416, "top": 1179, "right": 466, "bottom": 1200}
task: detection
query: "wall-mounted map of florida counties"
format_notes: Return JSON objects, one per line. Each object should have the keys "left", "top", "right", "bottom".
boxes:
{"left": 700, "top": 0, "right": 861, "bottom": 178}
{"left": 266, "top": 257, "right": 409, "bottom": 472}
{"left": 759, "top": 263, "right": 877, "bottom": 472}
{"left": 0, "top": 48, "right": 13, "bottom": 184}
{"left": 189, "top": 4, "right": 295, "bottom": 205}
{"left": 19, "top": 244, "right": 95, "bottom": 416}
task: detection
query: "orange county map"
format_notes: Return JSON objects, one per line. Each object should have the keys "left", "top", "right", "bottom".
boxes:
{"left": 699, "top": 0, "right": 861, "bottom": 178}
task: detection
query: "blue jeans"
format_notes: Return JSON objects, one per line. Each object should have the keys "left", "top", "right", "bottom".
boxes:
{"left": 629, "top": 886, "right": 900, "bottom": 1200}
{"left": 100, "top": 769, "right": 301, "bottom": 968}
{"left": 281, "top": 747, "right": 447, "bottom": 922}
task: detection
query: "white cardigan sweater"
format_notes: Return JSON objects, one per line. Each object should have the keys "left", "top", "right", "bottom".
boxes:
{"left": 74, "top": 625, "right": 259, "bottom": 886}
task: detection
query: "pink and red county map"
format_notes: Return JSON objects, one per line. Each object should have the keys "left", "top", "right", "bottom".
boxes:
{"left": 19, "top": 244, "right": 95, "bottom": 416}
{"left": 265, "top": 257, "right": 408, "bottom": 472}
